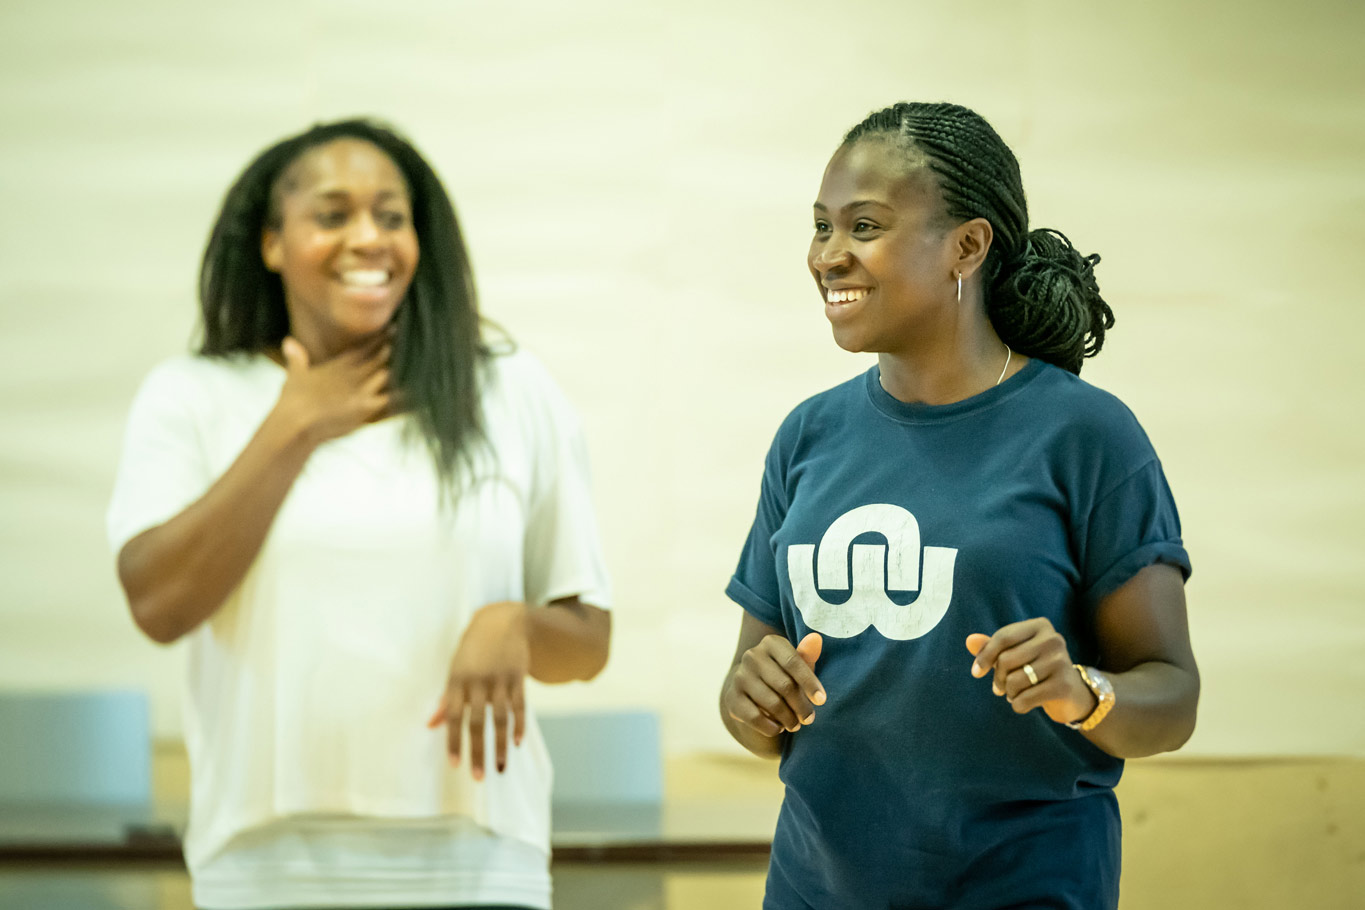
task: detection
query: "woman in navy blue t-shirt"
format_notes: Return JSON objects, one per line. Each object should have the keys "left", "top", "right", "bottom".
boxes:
{"left": 720, "top": 102, "right": 1200, "bottom": 910}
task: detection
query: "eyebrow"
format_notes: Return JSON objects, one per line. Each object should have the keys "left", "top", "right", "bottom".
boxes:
{"left": 311, "top": 189, "right": 406, "bottom": 202}
{"left": 812, "top": 200, "right": 893, "bottom": 213}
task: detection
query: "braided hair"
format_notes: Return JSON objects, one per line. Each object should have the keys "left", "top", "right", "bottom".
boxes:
{"left": 843, "top": 102, "right": 1113, "bottom": 374}
{"left": 199, "top": 118, "right": 491, "bottom": 490}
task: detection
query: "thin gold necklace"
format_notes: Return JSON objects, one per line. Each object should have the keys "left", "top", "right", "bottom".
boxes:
{"left": 995, "top": 345, "right": 1013, "bottom": 386}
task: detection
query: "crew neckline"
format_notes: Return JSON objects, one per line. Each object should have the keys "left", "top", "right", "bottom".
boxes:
{"left": 864, "top": 356, "right": 1048, "bottom": 424}
{"left": 225, "top": 351, "right": 408, "bottom": 432}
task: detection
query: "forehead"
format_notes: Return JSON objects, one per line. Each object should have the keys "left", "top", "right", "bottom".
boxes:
{"left": 282, "top": 138, "right": 409, "bottom": 198}
{"left": 816, "top": 138, "right": 939, "bottom": 213}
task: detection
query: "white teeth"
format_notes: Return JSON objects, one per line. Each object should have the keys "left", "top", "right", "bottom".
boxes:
{"left": 340, "top": 269, "right": 389, "bottom": 287}
{"left": 826, "top": 288, "right": 870, "bottom": 304}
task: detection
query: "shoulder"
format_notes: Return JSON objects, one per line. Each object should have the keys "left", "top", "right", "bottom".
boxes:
{"left": 139, "top": 353, "right": 216, "bottom": 388}
{"left": 481, "top": 346, "right": 582, "bottom": 434}
{"left": 485, "top": 345, "right": 556, "bottom": 390}
{"left": 750, "top": 369, "right": 871, "bottom": 481}
{"left": 125, "top": 353, "right": 279, "bottom": 431}
{"left": 773, "top": 369, "right": 869, "bottom": 444}
{"left": 484, "top": 347, "right": 568, "bottom": 406}
{"left": 1021, "top": 364, "right": 1165, "bottom": 490}
{"left": 142, "top": 351, "right": 271, "bottom": 384}
{"left": 1028, "top": 363, "right": 1153, "bottom": 447}
{"left": 132, "top": 353, "right": 263, "bottom": 403}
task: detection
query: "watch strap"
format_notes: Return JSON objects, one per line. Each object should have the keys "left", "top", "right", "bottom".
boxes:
{"left": 1066, "top": 664, "right": 1115, "bottom": 732}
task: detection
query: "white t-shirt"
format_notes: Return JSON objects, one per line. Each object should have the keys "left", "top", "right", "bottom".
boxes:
{"left": 107, "top": 348, "right": 611, "bottom": 909}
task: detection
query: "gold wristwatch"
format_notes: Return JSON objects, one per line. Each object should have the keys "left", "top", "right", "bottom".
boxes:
{"left": 1066, "top": 665, "right": 1115, "bottom": 732}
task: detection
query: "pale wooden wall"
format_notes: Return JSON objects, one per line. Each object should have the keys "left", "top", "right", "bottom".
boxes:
{"left": 0, "top": 0, "right": 1362, "bottom": 757}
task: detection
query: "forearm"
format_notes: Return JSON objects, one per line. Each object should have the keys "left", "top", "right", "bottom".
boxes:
{"left": 526, "top": 599, "right": 611, "bottom": 683}
{"left": 1075, "top": 563, "right": 1200, "bottom": 759}
{"left": 1082, "top": 660, "right": 1200, "bottom": 759}
{"left": 117, "top": 405, "right": 318, "bottom": 644}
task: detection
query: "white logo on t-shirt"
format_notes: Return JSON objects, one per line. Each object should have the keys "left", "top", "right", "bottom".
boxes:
{"left": 787, "top": 503, "right": 957, "bottom": 640}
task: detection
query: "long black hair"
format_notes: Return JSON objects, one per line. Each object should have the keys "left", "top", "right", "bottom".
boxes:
{"left": 843, "top": 102, "right": 1113, "bottom": 374}
{"left": 198, "top": 117, "right": 491, "bottom": 485}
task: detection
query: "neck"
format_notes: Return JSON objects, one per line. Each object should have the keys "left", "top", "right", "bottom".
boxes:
{"left": 283, "top": 319, "right": 383, "bottom": 366}
{"left": 876, "top": 328, "right": 1017, "bottom": 406}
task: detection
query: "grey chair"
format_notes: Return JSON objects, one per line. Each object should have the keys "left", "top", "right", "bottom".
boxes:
{"left": 537, "top": 709, "right": 663, "bottom": 843}
{"left": 0, "top": 689, "right": 154, "bottom": 843}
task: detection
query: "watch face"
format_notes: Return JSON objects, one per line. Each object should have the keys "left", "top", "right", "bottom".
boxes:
{"left": 1091, "top": 668, "right": 1115, "bottom": 699}
{"left": 1068, "top": 665, "right": 1115, "bottom": 731}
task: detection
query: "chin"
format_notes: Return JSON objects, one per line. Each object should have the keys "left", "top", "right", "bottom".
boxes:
{"left": 343, "top": 302, "right": 401, "bottom": 331}
{"left": 830, "top": 328, "right": 872, "bottom": 355}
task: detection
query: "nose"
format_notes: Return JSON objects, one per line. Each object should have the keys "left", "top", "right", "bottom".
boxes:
{"left": 810, "top": 237, "right": 853, "bottom": 276}
{"left": 345, "top": 211, "right": 382, "bottom": 249}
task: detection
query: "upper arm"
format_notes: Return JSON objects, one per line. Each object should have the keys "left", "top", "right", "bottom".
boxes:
{"left": 513, "top": 357, "right": 612, "bottom": 610}
{"left": 107, "top": 360, "right": 210, "bottom": 558}
{"left": 1093, "top": 562, "right": 1197, "bottom": 679}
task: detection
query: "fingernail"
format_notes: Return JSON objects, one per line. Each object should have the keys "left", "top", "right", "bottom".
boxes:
{"left": 497, "top": 762, "right": 505, "bottom": 773}
{"left": 813, "top": 690, "right": 826, "bottom": 706}
{"left": 992, "top": 682, "right": 1003, "bottom": 696}
{"left": 801, "top": 714, "right": 815, "bottom": 726}
{"left": 472, "top": 767, "right": 484, "bottom": 782}
{"left": 786, "top": 724, "right": 799, "bottom": 733}
{"left": 514, "top": 735, "right": 523, "bottom": 747}
{"left": 972, "top": 662, "right": 984, "bottom": 678}
{"left": 448, "top": 754, "right": 460, "bottom": 768}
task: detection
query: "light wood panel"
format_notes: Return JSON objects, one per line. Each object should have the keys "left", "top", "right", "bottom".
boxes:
{"left": 0, "top": 1, "right": 1361, "bottom": 763}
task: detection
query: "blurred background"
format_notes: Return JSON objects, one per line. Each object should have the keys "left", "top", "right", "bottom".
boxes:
{"left": 1, "top": 0, "right": 1362, "bottom": 907}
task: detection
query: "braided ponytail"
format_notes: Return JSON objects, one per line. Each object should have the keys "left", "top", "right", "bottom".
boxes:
{"left": 990, "top": 229, "right": 1113, "bottom": 374}
{"left": 843, "top": 103, "right": 1113, "bottom": 375}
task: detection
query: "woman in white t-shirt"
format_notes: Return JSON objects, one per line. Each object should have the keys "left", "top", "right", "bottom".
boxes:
{"left": 108, "top": 118, "right": 612, "bottom": 910}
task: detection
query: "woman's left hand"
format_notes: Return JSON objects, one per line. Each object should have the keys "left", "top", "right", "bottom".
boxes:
{"left": 427, "top": 601, "right": 531, "bottom": 780}
{"left": 966, "top": 619, "right": 1095, "bottom": 726}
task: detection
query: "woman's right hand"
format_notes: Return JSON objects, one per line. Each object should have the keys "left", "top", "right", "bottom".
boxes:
{"left": 722, "top": 631, "right": 826, "bottom": 737}
{"left": 276, "top": 333, "right": 392, "bottom": 444}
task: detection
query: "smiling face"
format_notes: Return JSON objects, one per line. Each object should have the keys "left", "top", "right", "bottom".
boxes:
{"left": 808, "top": 139, "right": 961, "bottom": 357}
{"left": 261, "top": 138, "right": 419, "bottom": 359}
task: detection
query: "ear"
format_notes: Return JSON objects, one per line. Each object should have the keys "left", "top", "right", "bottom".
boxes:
{"left": 261, "top": 228, "right": 283, "bottom": 273}
{"left": 952, "top": 217, "right": 993, "bottom": 282}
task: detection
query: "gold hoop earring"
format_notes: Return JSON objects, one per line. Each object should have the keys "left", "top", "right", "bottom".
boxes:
{"left": 956, "top": 271, "right": 962, "bottom": 303}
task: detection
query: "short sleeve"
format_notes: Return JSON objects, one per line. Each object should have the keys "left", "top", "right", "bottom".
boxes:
{"left": 106, "top": 360, "right": 213, "bottom": 554}
{"left": 515, "top": 356, "right": 612, "bottom": 610}
{"left": 725, "top": 430, "right": 789, "bottom": 629}
{"left": 1079, "top": 457, "right": 1191, "bottom": 607}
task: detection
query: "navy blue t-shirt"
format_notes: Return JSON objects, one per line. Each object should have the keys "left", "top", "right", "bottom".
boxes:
{"left": 727, "top": 359, "right": 1190, "bottom": 910}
